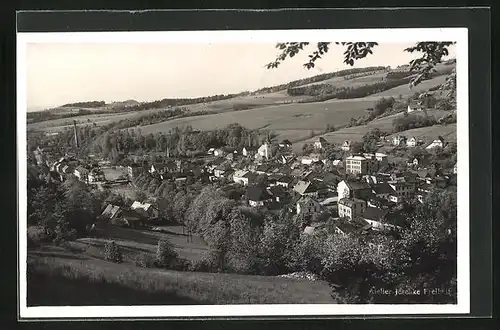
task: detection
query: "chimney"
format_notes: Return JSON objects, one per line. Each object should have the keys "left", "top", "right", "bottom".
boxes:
{"left": 73, "top": 120, "right": 79, "bottom": 148}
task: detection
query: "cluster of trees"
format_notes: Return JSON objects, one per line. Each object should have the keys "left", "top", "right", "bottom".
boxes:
{"left": 176, "top": 185, "right": 457, "bottom": 303}
{"left": 393, "top": 113, "right": 438, "bottom": 133}
{"left": 386, "top": 71, "right": 414, "bottom": 79}
{"left": 343, "top": 69, "right": 387, "bottom": 80}
{"left": 62, "top": 101, "right": 106, "bottom": 108}
{"left": 27, "top": 176, "right": 109, "bottom": 245}
{"left": 41, "top": 121, "right": 267, "bottom": 162}
{"left": 295, "top": 76, "right": 413, "bottom": 103}
{"left": 255, "top": 66, "right": 387, "bottom": 95}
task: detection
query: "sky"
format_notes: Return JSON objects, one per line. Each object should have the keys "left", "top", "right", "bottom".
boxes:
{"left": 26, "top": 42, "right": 456, "bottom": 111}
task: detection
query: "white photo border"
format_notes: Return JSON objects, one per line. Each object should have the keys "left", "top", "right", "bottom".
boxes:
{"left": 17, "top": 27, "right": 469, "bottom": 319}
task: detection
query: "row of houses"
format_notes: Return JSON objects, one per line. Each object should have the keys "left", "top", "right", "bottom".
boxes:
{"left": 392, "top": 135, "right": 446, "bottom": 149}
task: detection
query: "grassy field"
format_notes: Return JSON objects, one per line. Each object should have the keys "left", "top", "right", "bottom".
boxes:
{"left": 62, "top": 224, "right": 210, "bottom": 263}
{"left": 27, "top": 249, "right": 335, "bottom": 306}
{"left": 137, "top": 99, "right": 374, "bottom": 139}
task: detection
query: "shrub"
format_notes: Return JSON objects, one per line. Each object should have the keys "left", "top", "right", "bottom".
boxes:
{"left": 104, "top": 241, "right": 123, "bottom": 263}
{"left": 191, "top": 251, "right": 222, "bottom": 273}
{"left": 27, "top": 226, "right": 50, "bottom": 247}
{"left": 155, "top": 239, "right": 178, "bottom": 268}
{"left": 134, "top": 252, "right": 156, "bottom": 268}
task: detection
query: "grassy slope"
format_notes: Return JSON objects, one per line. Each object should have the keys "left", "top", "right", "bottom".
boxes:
{"left": 27, "top": 251, "right": 335, "bottom": 306}
{"left": 137, "top": 99, "right": 373, "bottom": 140}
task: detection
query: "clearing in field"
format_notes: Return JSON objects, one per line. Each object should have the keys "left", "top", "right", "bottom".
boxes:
{"left": 137, "top": 99, "right": 374, "bottom": 137}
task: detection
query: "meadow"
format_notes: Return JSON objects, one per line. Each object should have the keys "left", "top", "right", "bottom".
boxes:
{"left": 137, "top": 99, "right": 374, "bottom": 139}
{"left": 27, "top": 248, "right": 335, "bottom": 306}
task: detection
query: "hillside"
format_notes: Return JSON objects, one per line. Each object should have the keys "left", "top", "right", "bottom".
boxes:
{"left": 27, "top": 62, "right": 455, "bottom": 141}
{"left": 28, "top": 248, "right": 335, "bottom": 306}
{"left": 291, "top": 109, "right": 456, "bottom": 153}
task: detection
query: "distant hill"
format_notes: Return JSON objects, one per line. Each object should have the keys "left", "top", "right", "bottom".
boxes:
{"left": 110, "top": 100, "right": 140, "bottom": 108}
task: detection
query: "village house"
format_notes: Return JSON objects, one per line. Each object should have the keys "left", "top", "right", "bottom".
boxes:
{"left": 113, "top": 209, "right": 148, "bottom": 228}
{"left": 296, "top": 196, "right": 322, "bottom": 215}
{"left": 207, "top": 147, "right": 216, "bottom": 155}
{"left": 387, "top": 181, "right": 415, "bottom": 202}
{"left": 256, "top": 142, "right": 272, "bottom": 160}
{"left": 88, "top": 168, "right": 106, "bottom": 183}
{"left": 242, "top": 146, "right": 258, "bottom": 157}
{"left": 341, "top": 140, "right": 351, "bottom": 151}
{"left": 74, "top": 166, "right": 90, "bottom": 183}
{"left": 338, "top": 198, "right": 367, "bottom": 220}
{"left": 361, "top": 207, "right": 390, "bottom": 231}
{"left": 345, "top": 155, "right": 378, "bottom": 175}
{"left": 392, "top": 135, "right": 407, "bottom": 146}
{"left": 279, "top": 139, "right": 292, "bottom": 148}
{"left": 426, "top": 136, "right": 445, "bottom": 150}
{"left": 246, "top": 186, "right": 273, "bottom": 207}
{"left": 407, "top": 103, "right": 424, "bottom": 113}
{"left": 267, "top": 185, "right": 289, "bottom": 203}
{"left": 334, "top": 221, "right": 367, "bottom": 236}
{"left": 99, "top": 204, "right": 122, "bottom": 222}
{"left": 314, "top": 137, "right": 328, "bottom": 149}
{"left": 130, "top": 201, "right": 159, "bottom": 219}
{"left": 453, "top": 162, "right": 457, "bottom": 174}
{"left": 407, "top": 136, "right": 418, "bottom": 147}
{"left": 374, "top": 153, "right": 389, "bottom": 166}
{"left": 416, "top": 182, "right": 433, "bottom": 203}
{"left": 372, "top": 182, "right": 396, "bottom": 200}
{"left": 213, "top": 148, "right": 225, "bottom": 157}
{"left": 337, "top": 180, "right": 372, "bottom": 200}
{"left": 127, "top": 163, "right": 144, "bottom": 179}
{"left": 233, "top": 170, "right": 257, "bottom": 186}
{"left": 332, "top": 159, "right": 343, "bottom": 167}
{"left": 293, "top": 180, "right": 320, "bottom": 197}
{"left": 301, "top": 153, "right": 322, "bottom": 165}
{"left": 275, "top": 175, "right": 294, "bottom": 188}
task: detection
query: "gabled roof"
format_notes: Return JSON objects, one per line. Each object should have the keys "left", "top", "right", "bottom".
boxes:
{"left": 297, "top": 196, "right": 321, "bottom": 207}
{"left": 100, "top": 204, "right": 121, "bottom": 220}
{"left": 316, "top": 137, "right": 328, "bottom": 143}
{"left": 233, "top": 169, "right": 249, "bottom": 178}
{"left": 339, "top": 198, "right": 366, "bottom": 207}
{"left": 303, "top": 226, "right": 316, "bottom": 235}
{"left": 362, "top": 207, "right": 389, "bottom": 221}
{"left": 343, "top": 180, "right": 371, "bottom": 191}
{"left": 373, "top": 182, "right": 395, "bottom": 195}
{"left": 280, "top": 139, "right": 292, "bottom": 145}
{"left": 293, "top": 180, "right": 318, "bottom": 195}
{"left": 246, "top": 185, "right": 272, "bottom": 201}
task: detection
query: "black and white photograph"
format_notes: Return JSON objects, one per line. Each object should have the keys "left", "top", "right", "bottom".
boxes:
{"left": 17, "top": 26, "right": 470, "bottom": 318}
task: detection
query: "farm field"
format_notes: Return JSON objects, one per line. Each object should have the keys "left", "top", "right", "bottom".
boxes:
{"left": 291, "top": 109, "right": 455, "bottom": 153}
{"left": 28, "top": 247, "right": 335, "bottom": 305}
{"left": 137, "top": 99, "right": 374, "bottom": 137}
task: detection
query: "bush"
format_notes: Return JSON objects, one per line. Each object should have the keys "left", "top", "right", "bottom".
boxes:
{"left": 191, "top": 251, "right": 222, "bottom": 273}
{"left": 27, "top": 226, "right": 50, "bottom": 247}
{"left": 104, "top": 241, "right": 123, "bottom": 263}
{"left": 155, "top": 239, "right": 178, "bottom": 268}
{"left": 134, "top": 252, "right": 156, "bottom": 268}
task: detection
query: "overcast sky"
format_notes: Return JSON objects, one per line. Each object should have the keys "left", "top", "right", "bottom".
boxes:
{"left": 26, "top": 42, "right": 456, "bottom": 111}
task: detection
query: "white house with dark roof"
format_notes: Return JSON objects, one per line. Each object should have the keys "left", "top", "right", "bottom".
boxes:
{"left": 392, "top": 135, "right": 407, "bottom": 146}
{"left": 407, "top": 136, "right": 418, "bottom": 147}
{"left": 314, "top": 137, "right": 328, "bottom": 149}
{"left": 293, "top": 180, "right": 319, "bottom": 197}
{"left": 337, "top": 180, "right": 372, "bottom": 200}
{"left": 341, "top": 140, "right": 351, "bottom": 151}
{"left": 426, "top": 136, "right": 445, "bottom": 150}
{"left": 256, "top": 142, "right": 272, "bottom": 160}
{"left": 246, "top": 186, "right": 273, "bottom": 207}
{"left": 338, "top": 198, "right": 367, "bottom": 220}
{"left": 131, "top": 201, "right": 159, "bottom": 219}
